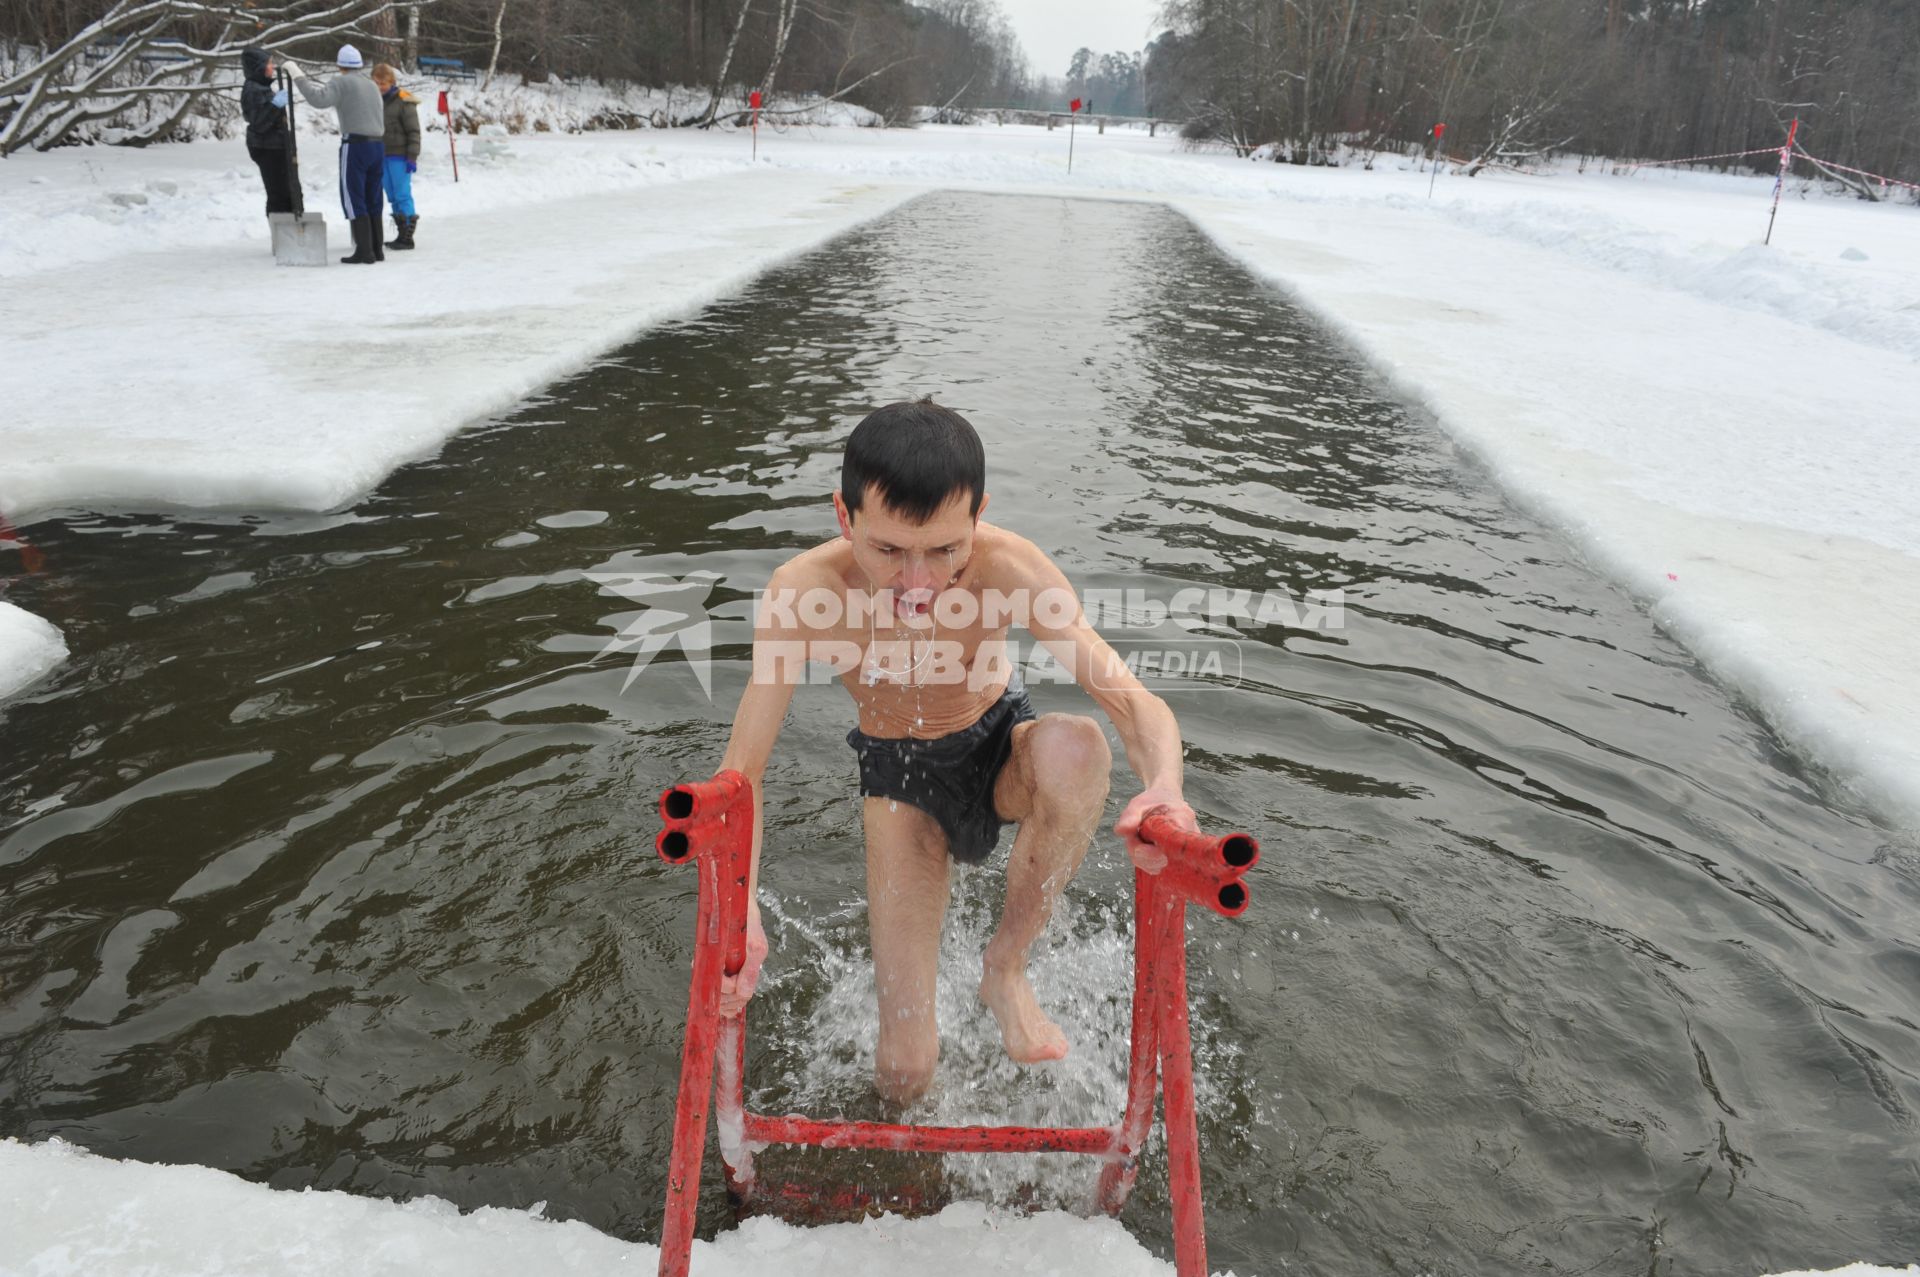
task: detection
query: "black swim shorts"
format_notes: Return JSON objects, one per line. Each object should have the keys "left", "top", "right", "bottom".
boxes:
{"left": 847, "top": 674, "right": 1036, "bottom": 865}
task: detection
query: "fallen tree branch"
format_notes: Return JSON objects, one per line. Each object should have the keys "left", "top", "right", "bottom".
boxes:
{"left": 720, "top": 55, "right": 919, "bottom": 122}
{"left": 1794, "top": 147, "right": 1880, "bottom": 201}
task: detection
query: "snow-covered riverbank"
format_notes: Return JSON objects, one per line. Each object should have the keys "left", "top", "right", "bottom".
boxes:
{"left": 2, "top": 1136, "right": 1913, "bottom": 1276}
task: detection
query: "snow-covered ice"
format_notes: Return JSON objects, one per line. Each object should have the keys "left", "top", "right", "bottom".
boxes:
{"left": 0, "top": 599, "right": 66, "bottom": 701}
{"left": 0, "top": 1137, "right": 1911, "bottom": 1276}
{"left": 0, "top": 1137, "right": 1188, "bottom": 1276}
{"left": 1763, "top": 1270, "right": 1920, "bottom": 1277}
{"left": 1177, "top": 190, "right": 1920, "bottom": 831}
{"left": 0, "top": 163, "right": 916, "bottom": 516}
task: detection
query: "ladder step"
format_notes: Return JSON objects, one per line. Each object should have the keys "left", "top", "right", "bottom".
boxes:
{"left": 743, "top": 1113, "right": 1118, "bottom": 1155}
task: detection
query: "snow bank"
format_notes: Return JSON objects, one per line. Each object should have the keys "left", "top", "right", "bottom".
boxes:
{"left": 0, "top": 1138, "right": 1908, "bottom": 1276}
{"left": 1168, "top": 189, "right": 1920, "bottom": 826}
{"left": 0, "top": 163, "right": 917, "bottom": 516}
{"left": 0, "top": 134, "right": 917, "bottom": 704}
{"left": 2, "top": 122, "right": 782, "bottom": 280}
{"left": 420, "top": 74, "right": 885, "bottom": 135}
{"left": 0, "top": 1138, "right": 1184, "bottom": 1277}
{"left": 1421, "top": 171, "right": 1920, "bottom": 364}
{"left": 0, "top": 600, "right": 66, "bottom": 701}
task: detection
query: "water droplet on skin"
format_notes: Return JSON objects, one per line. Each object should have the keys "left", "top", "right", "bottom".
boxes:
{"left": 888, "top": 800, "right": 898, "bottom": 813}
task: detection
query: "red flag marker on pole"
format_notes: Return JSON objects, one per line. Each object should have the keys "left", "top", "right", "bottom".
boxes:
{"left": 1427, "top": 122, "right": 1446, "bottom": 199}
{"left": 1765, "top": 117, "right": 1799, "bottom": 246}
{"left": 438, "top": 90, "right": 459, "bottom": 183}
{"left": 1068, "top": 96, "right": 1082, "bottom": 174}
{"left": 749, "top": 89, "right": 762, "bottom": 161}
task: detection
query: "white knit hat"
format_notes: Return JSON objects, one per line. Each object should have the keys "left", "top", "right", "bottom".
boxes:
{"left": 336, "top": 44, "right": 363, "bottom": 68}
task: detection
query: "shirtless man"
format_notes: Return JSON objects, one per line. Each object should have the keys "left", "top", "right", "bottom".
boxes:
{"left": 713, "top": 398, "right": 1198, "bottom": 1104}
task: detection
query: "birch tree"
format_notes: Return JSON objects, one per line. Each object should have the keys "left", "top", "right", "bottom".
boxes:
{"left": 1, "top": 0, "right": 435, "bottom": 155}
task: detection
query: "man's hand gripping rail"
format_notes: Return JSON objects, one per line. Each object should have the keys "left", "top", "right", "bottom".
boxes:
{"left": 1136, "top": 808, "right": 1260, "bottom": 916}
{"left": 656, "top": 771, "right": 755, "bottom": 998}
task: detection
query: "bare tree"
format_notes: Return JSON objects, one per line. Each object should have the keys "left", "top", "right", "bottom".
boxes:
{"left": 2, "top": 0, "right": 434, "bottom": 155}
{"left": 38, "top": 0, "right": 1902, "bottom": 173}
{"left": 755, "top": 0, "right": 795, "bottom": 100}
{"left": 1144, "top": 0, "right": 1916, "bottom": 187}
{"left": 479, "top": 0, "right": 504, "bottom": 90}
{"left": 689, "top": 0, "right": 751, "bottom": 126}
{"left": 402, "top": 3, "right": 418, "bottom": 69}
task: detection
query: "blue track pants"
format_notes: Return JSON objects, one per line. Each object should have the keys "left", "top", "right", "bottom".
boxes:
{"left": 338, "top": 138, "right": 385, "bottom": 220}
{"left": 381, "top": 156, "right": 416, "bottom": 217}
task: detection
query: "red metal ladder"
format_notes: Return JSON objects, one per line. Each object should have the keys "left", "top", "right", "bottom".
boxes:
{"left": 654, "top": 770, "right": 1259, "bottom": 1277}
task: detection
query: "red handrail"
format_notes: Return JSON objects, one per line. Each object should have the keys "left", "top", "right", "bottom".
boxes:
{"left": 654, "top": 781, "right": 1257, "bottom": 1277}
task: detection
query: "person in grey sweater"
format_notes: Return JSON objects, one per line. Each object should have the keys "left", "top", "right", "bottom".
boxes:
{"left": 285, "top": 45, "right": 387, "bottom": 265}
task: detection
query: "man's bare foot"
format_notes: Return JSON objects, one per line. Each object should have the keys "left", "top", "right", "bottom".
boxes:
{"left": 874, "top": 1034, "right": 940, "bottom": 1106}
{"left": 979, "top": 959, "right": 1069, "bottom": 1063}
{"left": 875, "top": 1056, "right": 937, "bottom": 1106}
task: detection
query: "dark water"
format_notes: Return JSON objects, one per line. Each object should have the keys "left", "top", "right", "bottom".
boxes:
{"left": 3, "top": 192, "right": 1917, "bottom": 1276}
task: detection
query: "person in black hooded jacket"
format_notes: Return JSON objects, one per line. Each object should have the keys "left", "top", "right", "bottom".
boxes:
{"left": 239, "top": 48, "right": 295, "bottom": 218}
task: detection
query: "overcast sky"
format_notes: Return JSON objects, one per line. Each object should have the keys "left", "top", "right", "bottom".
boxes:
{"left": 996, "top": 0, "right": 1165, "bottom": 81}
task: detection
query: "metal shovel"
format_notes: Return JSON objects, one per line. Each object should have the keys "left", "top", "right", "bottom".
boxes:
{"left": 270, "top": 66, "right": 329, "bottom": 266}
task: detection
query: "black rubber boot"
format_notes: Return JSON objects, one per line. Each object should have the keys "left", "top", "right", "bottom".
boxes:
{"left": 371, "top": 217, "right": 385, "bottom": 262}
{"left": 385, "top": 214, "right": 408, "bottom": 250}
{"left": 340, "top": 217, "right": 376, "bottom": 264}
{"left": 402, "top": 214, "right": 419, "bottom": 249}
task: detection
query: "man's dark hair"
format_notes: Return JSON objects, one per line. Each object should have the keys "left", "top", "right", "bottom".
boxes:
{"left": 841, "top": 398, "right": 985, "bottom": 523}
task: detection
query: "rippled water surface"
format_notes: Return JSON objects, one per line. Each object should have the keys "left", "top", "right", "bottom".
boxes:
{"left": 3, "top": 193, "right": 1917, "bottom": 1276}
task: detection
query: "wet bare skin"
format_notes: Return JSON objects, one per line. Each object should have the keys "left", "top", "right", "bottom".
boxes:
{"left": 720, "top": 491, "right": 1190, "bottom": 1103}
{"left": 771, "top": 520, "right": 1097, "bottom": 1091}
{"left": 776, "top": 519, "right": 1025, "bottom": 739}
{"left": 980, "top": 714, "right": 1109, "bottom": 1067}
{"left": 777, "top": 521, "right": 1087, "bottom": 1093}
{"left": 860, "top": 708, "right": 1109, "bottom": 1104}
